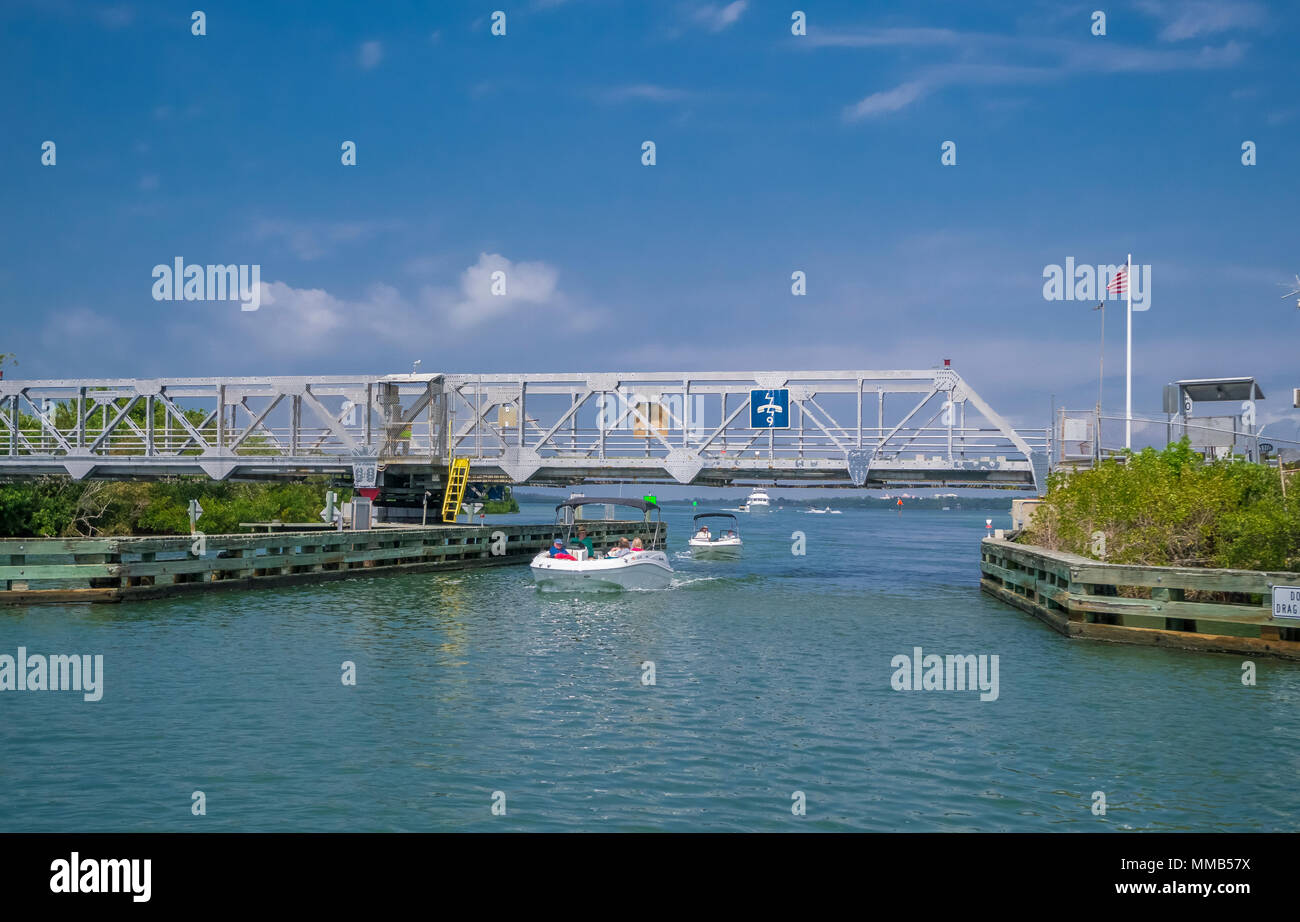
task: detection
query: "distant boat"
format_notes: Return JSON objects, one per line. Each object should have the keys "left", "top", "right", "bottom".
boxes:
{"left": 688, "top": 513, "right": 743, "bottom": 559}
{"left": 746, "top": 488, "right": 771, "bottom": 511}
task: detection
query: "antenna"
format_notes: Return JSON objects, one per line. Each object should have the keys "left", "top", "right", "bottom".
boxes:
{"left": 1283, "top": 274, "right": 1300, "bottom": 308}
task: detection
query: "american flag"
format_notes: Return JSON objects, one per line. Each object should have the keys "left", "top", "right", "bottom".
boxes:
{"left": 1106, "top": 264, "right": 1129, "bottom": 295}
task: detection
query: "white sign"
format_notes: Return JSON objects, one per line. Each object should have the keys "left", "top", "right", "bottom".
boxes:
{"left": 352, "top": 461, "right": 378, "bottom": 489}
{"left": 1271, "top": 585, "right": 1300, "bottom": 620}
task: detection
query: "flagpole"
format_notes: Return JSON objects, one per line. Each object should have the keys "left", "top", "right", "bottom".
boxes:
{"left": 1098, "top": 300, "right": 1105, "bottom": 415}
{"left": 1125, "top": 252, "right": 1132, "bottom": 450}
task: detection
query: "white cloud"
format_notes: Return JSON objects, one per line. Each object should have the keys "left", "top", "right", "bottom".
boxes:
{"left": 835, "top": 33, "right": 1248, "bottom": 121}
{"left": 160, "top": 253, "right": 586, "bottom": 366}
{"left": 1136, "top": 0, "right": 1266, "bottom": 42}
{"left": 253, "top": 281, "right": 403, "bottom": 353}
{"left": 426, "top": 252, "right": 567, "bottom": 330}
{"left": 598, "top": 84, "right": 694, "bottom": 104}
{"left": 358, "top": 40, "right": 383, "bottom": 70}
{"left": 690, "top": 1, "right": 747, "bottom": 33}
{"left": 252, "top": 219, "right": 403, "bottom": 261}
{"left": 806, "top": 27, "right": 964, "bottom": 49}
{"left": 843, "top": 81, "right": 928, "bottom": 120}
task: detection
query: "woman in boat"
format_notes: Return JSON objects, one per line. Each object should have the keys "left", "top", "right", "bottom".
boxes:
{"left": 630, "top": 537, "right": 644, "bottom": 552}
{"left": 607, "top": 537, "right": 631, "bottom": 558}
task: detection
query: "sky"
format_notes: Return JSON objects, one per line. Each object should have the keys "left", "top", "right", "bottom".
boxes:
{"left": 2, "top": 0, "right": 1298, "bottom": 438}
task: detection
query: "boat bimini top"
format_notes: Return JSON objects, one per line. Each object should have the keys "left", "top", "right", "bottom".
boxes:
{"left": 691, "top": 512, "right": 740, "bottom": 538}
{"left": 552, "top": 497, "right": 664, "bottom": 549}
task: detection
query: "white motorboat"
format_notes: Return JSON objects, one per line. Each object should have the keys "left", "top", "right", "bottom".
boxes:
{"left": 531, "top": 497, "right": 673, "bottom": 591}
{"left": 688, "top": 512, "right": 743, "bottom": 559}
{"left": 805, "top": 506, "right": 842, "bottom": 515}
{"left": 746, "top": 488, "right": 771, "bottom": 511}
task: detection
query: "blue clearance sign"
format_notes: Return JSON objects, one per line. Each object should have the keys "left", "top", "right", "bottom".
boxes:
{"left": 749, "top": 388, "right": 789, "bottom": 429}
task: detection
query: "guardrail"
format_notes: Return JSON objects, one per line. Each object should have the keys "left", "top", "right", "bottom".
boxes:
{"left": 981, "top": 537, "right": 1300, "bottom": 659}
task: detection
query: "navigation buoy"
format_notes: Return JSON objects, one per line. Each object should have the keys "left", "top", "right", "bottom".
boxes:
{"left": 896, "top": 499, "right": 903, "bottom": 507}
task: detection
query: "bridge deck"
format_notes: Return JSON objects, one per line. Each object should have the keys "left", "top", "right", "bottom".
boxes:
{"left": 0, "top": 368, "right": 1050, "bottom": 491}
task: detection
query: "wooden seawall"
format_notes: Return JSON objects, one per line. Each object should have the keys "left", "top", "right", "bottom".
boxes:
{"left": 981, "top": 537, "right": 1300, "bottom": 660}
{"left": 0, "top": 520, "right": 656, "bottom": 605}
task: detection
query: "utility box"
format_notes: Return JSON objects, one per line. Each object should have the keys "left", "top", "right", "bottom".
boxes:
{"left": 350, "top": 497, "right": 373, "bottom": 530}
{"left": 1185, "top": 416, "right": 1237, "bottom": 452}
{"left": 1011, "top": 498, "right": 1042, "bottom": 531}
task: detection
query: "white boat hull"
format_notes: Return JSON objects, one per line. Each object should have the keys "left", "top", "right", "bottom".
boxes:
{"left": 530, "top": 550, "right": 674, "bottom": 591}
{"left": 688, "top": 537, "right": 743, "bottom": 559}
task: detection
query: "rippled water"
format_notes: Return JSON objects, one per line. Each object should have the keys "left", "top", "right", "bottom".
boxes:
{"left": 2, "top": 502, "right": 1298, "bottom": 831}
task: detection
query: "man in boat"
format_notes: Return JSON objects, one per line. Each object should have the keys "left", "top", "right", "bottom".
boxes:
{"left": 695, "top": 525, "right": 711, "bottom": 539}
{"left": 575, "top": 527, "right": 596, "bottom": 558}
{"left": 547, "top": 539, "right": 576, "bottom": 560}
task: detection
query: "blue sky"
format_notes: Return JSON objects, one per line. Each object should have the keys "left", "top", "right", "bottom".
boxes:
{"left": 2, "top": 0, "right": 1298, "bottom": 435}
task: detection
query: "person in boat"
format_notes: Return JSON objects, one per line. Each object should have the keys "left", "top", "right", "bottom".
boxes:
{"left": 547, "top": 539, "right": 576, "bottom": 560}
{"left": 630, "top": 537, "right": 644, "bottom": 552}
{"left": 607, "top": 537, "right": 631, "bottom": 558}
{"left": 725, "top": 530, "right": 736, "bottom": 538}
{"left": 695, "top": 525, "right": 711, "bottom": 539}
{"left": 575, "top": 527, "right": 596, "bottom": 558}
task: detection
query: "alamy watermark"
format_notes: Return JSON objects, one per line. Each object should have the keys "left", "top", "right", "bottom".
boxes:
{"left": 0, "top": 647, "right": 103, "bottom": 701}
{"left": 890, "top": 646, "right": 999, "bottom": 701}
{"left": 152, "top": 257, "right": 261, "bottom": 311}
{"left": 1042, "top": 257, "right": 1150, "bottom": 311}
{"left": 50, "top": 853, "right": 150, "bottom": 902}
{"left": 594, "top": 387, "right": 707, "bottom": 439}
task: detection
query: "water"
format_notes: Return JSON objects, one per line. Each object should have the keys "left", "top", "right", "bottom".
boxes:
{"left": 2, "top": 502, "right": 1297, "bottom": 831}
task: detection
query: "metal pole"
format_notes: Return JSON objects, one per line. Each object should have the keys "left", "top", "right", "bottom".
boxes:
{"left": 1125, "top": 252, "right": 1132, "bottom": 449}
{"left": 1098, "top": 300, "right": 1105, "bottom": 415}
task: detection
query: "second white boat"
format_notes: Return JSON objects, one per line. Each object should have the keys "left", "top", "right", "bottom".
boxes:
{"left": 687, "top": 512, "right": 743, "bottom": 559}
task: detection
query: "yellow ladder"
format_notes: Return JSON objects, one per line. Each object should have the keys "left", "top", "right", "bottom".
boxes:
{"left": 441, "top": 457, "right": 470, "bottom": 523}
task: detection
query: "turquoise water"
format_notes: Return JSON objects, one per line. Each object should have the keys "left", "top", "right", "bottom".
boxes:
{"left": 2, "top": 502, "right": 1298, "bottom": 832}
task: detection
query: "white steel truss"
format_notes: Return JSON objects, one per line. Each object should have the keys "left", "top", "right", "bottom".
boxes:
{"left": 0, "top": 368, "right": 1050, "bottom": 490}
